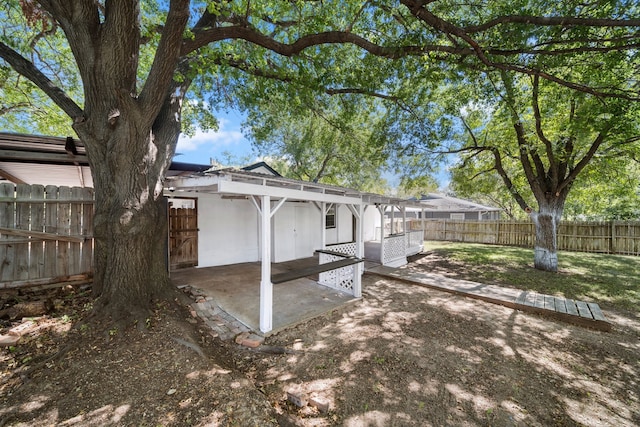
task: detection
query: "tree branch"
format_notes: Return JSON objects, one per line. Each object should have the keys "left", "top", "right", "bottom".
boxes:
{"left": 532, "top": 75, "right": 555, "bottom": 165}
{"left": 464, "top": 15, "right": 640, "bottom": 33}
{"left": 490, "top": 147, "right": 530, "bottom": 211}
{"left": 312, "top": 153, "right": 333, "bottom": 183}
{"left": 0, "top": 102, "right": 30, "bottom": 116}
{"left": 0, "top": 42, "right": 83, "bottom": 119}
{"left": 181, "top": 26, "right": 465, "bottom": 59}
{"left": 500, "top": 70, "right": 544, "bottom": 201}
{"left": 557, "top": 124, "right": 612, "bottom": 194}
{"left": 140, "top": 0, "right": 190, "bottom": 118}
{"left": 36, "top": 0, "right": 101, "bottom": 89}
{"left": 181, "top": 4, "right": 640, "bottom": 101}
{"left": 215, "top": 54, "right": 421, "bottom": 117}
{"left": 400, "top": 0, "right": 640, "bottom": 100}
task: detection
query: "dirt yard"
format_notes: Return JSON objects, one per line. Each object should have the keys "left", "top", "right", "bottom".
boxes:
{"left": 1, "top": 264, "right": 639, "bottom": 426}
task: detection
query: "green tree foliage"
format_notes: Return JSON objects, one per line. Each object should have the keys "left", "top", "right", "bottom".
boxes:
{"left": 241, "top": 92, "right": 391, "bottom": 192}
{"left": 563, "top": 157, "right": 640, "bottom": 220}
{"left": 0, "top": 4, "right": 78, "bottom": 135}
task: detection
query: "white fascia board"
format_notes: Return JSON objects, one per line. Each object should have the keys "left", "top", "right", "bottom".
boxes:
{"left": 166, "top": 175, "right": 221, "bottom": 194}
{"left": 218, "top": 179, "right": 362, "bottom": 205}
{"left": 169, "top": 174, "right": 221, "bottom": 188}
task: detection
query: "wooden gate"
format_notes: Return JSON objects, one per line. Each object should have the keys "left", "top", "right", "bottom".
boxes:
{"left": 168, "top": 199, "right": 198, "bottom": 270}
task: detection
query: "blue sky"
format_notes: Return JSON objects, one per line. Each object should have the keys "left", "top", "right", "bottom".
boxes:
{"left": 175, "top": 110, "right": 255, "bottom": 166}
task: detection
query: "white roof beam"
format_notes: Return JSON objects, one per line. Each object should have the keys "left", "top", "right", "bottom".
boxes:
{"left": 218, "top": 179, "right": 361, "bottom": 205}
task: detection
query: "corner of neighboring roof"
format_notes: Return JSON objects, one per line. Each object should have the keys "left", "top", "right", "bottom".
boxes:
{"left": 168, "top": 161, "right": 211, "bottom": 173}
{"left": 241, "top": 161, "right": 282, "bottom": 177}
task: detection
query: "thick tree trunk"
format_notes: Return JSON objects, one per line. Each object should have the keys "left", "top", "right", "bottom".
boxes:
{"left": 92, "top": 193, "right": 170, "bottom": 320}
{"left": 82, "top": 121, "right": 177, "bottom": 323}
{"left": 529, "top": 200, "right": 565, "bottom": 272}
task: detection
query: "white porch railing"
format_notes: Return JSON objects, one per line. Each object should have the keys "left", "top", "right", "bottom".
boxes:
{"left": 318, "top": 242, "right": 357, "bottom": 294}
{"left": 406, "top": 230, "right": 424, "bottom": 256}
{"left": 382, "top": 234, "right": 406, "bottom": 266}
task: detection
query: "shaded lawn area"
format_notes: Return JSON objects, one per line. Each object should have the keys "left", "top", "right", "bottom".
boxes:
{"left": 421, "top": 241, "right": 640, "bottom": 312}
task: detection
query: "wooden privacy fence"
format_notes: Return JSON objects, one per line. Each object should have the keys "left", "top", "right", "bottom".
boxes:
{"left": 0, "top": 183, "right": 94, "bottom": 289}
{"left": 413, "top": 219, "right": 640, "bottom": 256}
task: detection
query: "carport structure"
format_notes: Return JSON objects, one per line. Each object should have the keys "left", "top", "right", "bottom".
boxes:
{"left": 169, "top": 169, "right": 367, "bottom": 333}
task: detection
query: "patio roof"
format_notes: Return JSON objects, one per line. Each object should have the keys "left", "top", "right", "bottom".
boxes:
{"left": 168, "top": 168, "right": 429, "bottom": 208}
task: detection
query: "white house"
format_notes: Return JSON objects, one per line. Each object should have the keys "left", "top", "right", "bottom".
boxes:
{"left": 0, "top": 132, "right": 427, "bottom": 333}
{"left": 166, "top": 165, "right": 427, "bottom": 332}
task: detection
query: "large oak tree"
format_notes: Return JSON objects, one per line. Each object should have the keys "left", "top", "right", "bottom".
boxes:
{"left": 447, "top": 71, "right": 639, "bottom": 270}
{"left": 1, "top": 0, "right": 639, "bottom": 322}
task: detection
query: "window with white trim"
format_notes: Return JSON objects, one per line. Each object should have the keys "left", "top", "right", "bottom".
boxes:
{"left": 325, "top": 205, "right": 336, "bottom": 229}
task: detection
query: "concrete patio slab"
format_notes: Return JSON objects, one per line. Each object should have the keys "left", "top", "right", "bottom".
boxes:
{"left": 170, "top": 257, "right": 358, "bottom": 336}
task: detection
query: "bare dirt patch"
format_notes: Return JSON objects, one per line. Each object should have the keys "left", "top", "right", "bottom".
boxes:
{"left": 2, "top": 270, "right": 639, "bottom": 426}
{"left": 0, "top": 286, "right": 277, "bottom": 426}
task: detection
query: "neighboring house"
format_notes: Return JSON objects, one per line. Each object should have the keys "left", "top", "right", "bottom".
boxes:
{"left": 381, "top": 193, "right": 501, "bottom": 236}
{"left": 413, "top": 193, "right": 502, "bottom": 220}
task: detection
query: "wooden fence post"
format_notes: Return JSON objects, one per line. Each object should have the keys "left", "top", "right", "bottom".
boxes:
{"left": 610, "top": 221, "right": 615, "bottom": 254}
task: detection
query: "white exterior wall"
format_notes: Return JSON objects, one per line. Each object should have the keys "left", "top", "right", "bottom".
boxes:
{"left": 326, "top": 204, "right": 353, "bottom": 245}
{"left": 196, "top": 193, "right": 260, "bottom": 267}
{"left": 173, "top": 194, "right": 363, "bottom": 266}
{"left": 363, "top": 205, "right": 381, "bottom": 242}
{"left": 272, "top": 202, "right": 322, "bottom": 263}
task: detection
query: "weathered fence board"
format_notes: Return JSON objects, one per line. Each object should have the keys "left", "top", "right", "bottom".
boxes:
{"left": 416, "top": 219, "right": 640, "bottom": 256}
{"left": 0, "top": 184, "right": 15, "bottom": 281}
{"left": 44, "top": 184, "right": 59, "bottom": 278}
{"left": 30, "top": 185, "right": 45, "bottom": 279}
{"left": 56, "top": 186, "right": 71, "bottom": 276}
{"left": 15, "top": 184, "right": 31, "bottom": 280}
{"left": 0, "top": 184, "right": 94, "bottom": 288}
{"left": 80, "top": 187, "right": 94, "bottom": 273}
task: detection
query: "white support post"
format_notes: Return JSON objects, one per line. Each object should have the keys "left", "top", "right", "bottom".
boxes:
{"left": 260, "top": 195, "right": 273, "bottom": 333}
{"left": 402, "top": 206, "right": 407, "bottom": 235}
{"left": 353, "top": 203, "right": 363, "bottom": 297}
{"left": 378, "top": 205, "right": 385, "bottom": 264}
{"left": 321, "top": 202, "right": 326, "bottom": 249}
{"left": 390, "top": 205, "right": 395, "bottom": 235}
{"left": 346, "top": 203, "right": 363, "bottom": 296}
{"left": 421, "top": 208, "right": 426, "bottom": 241}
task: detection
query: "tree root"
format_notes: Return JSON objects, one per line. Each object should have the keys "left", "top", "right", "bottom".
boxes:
{"left": 0, "top": 412, "right": 18, "bottom": 427}
{"left": 172, "top": 337, "right": 206, "bottom": 358}
{"left": 249, "top": 345, "right": 302, "bottom": 355}
{"left": 20, "top": 344, "right": 72, "bottom": 380}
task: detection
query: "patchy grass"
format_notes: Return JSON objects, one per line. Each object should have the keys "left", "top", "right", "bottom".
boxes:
{"left": 422, "top": 241, "right": 640, "bottom": 312}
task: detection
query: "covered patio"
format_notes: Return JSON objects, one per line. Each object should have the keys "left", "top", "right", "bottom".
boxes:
{"left": 167, "top": 167, "right": 429, "bottom": 335}
{"left": 170, "top": 256, "right": 361, "bottom": 335}
{"left": 168, "top": 169, "right": 367, "bottom": 334}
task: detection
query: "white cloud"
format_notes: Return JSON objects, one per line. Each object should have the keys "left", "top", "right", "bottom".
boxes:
{"left": 177, "top": 119, "right": 245, "bottom": 153}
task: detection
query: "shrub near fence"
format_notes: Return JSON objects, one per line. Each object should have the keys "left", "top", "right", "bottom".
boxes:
{"left": 414, "top": 219, "right": 640, "bottom": 256}
{"left": 0, "top": 183, "right": 94, "bottom": 289}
